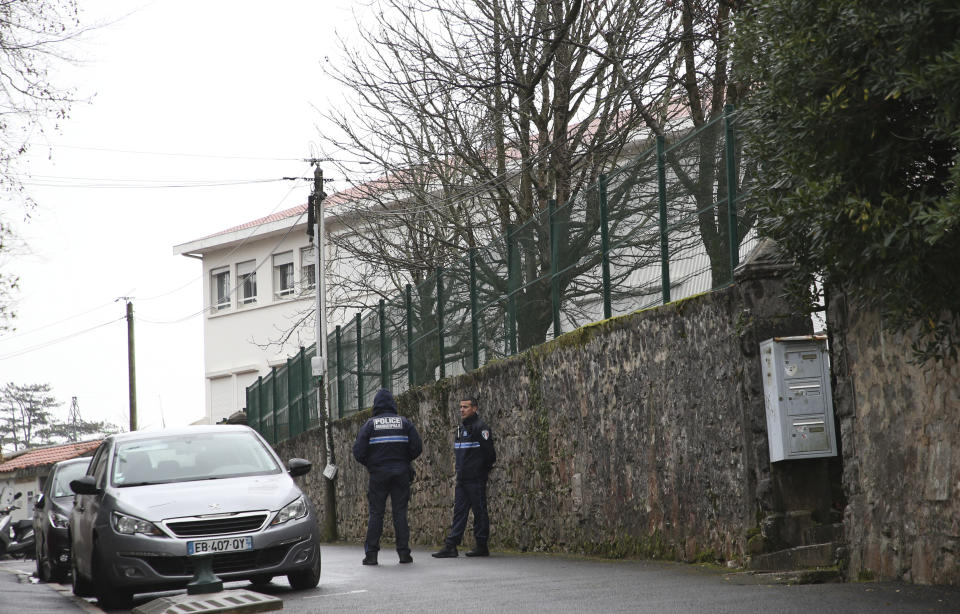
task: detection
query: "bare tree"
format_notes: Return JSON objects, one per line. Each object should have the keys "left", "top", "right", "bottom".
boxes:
{"left": 0, "top": 0, "right": 82, "bottom": 331}
{"left": 310, "top": 0, "right": 753, "bottom": 377}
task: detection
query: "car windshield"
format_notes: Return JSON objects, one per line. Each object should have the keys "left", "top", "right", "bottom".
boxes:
{"left": 111, "top": 431, "right": 281, "bottom": 487}
{"left": 53, "top": 462, "right": 90, "bottom": 498}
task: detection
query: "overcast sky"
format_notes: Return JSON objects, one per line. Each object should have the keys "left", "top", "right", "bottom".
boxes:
{"left": 0, "top": 0, "right": 362, "bottom": 437}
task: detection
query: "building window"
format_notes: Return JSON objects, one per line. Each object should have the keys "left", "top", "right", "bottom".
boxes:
{"left": 211, "top": 267, "right": 231, "bottom": 311}
{"left": 301, "top": 246, "right": 316, "bottom": 292}
{"left": 273, "top": 251, "right": 294, "bottom": 298}
{"left": 237, "top": 260, "right": 257, "bottom": 306}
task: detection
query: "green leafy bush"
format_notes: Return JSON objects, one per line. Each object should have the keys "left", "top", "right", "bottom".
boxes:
{"left": 736, "top": 0, "right": 960, "bottom": 360}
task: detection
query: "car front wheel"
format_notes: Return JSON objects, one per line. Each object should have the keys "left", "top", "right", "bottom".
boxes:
{"left": 71, "top": 556, "right": 94, "bottom": 597}
{"left": 92, "top": 548, "right": 132, "bottom": 610}
{"left": 286, "top": 549, "right": 321, "bottom": 590}
{"left": 35, "top": 540, "right": 50, "bottom": 582}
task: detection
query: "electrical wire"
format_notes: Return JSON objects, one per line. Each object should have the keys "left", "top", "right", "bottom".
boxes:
{"left": 27, "top": 143, "right": 303, "bottom": 162}
{"left": 327, "top": 139, "right": 568, "bottom": 219}
{"left": 139, "top": 207, "right": 309, "bottom": 325}
{"left": 140, "top": 142, "right": 574, "bottom": 322}
{"left": 27, "top": 141, "right": 373, "bottom": 164}
{"left": 136, "top": 162, "right": 313, "bottom": 303}
{"left": 0, "top": 317, "right": 126, "bottom": 362}
{"left": 0, "top": 300, "right": 118, "bottom": 343}
{"left": 21, "top": 177, "right": 299, "bottom": 189}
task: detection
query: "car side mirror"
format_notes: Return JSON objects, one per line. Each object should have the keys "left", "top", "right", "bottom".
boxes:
{"left": 35, "top": 494, "right": 45, "bottom": 509}
{"left": 12, "top": 492, "right": 22, "bottom": 501}
{"left": 70, "top": 476, "right": 102, "bottom": 496}
{"left": 287, "top": 458, "right": 312, "bottom": 478}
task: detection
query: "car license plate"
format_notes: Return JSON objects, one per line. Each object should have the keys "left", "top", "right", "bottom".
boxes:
{"left": 187, "top": 536, "right": 253, "bottom": 556}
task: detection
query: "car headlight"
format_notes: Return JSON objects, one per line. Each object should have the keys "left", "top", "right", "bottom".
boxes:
{"left": 271, "top": 496, "right": 307, "bottom": 526}
{"left": 48, "top": 510, "right": 69, "bottom": 529}
{"left": 112, "top": 511, "right": 163, "bottom": 536}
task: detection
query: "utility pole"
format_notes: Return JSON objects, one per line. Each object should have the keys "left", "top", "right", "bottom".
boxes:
{"left": 309, "top": 161, "right": 337, "bottom": 540}
{"left": 121, "top": 298, "right": 138, "bottom": 431}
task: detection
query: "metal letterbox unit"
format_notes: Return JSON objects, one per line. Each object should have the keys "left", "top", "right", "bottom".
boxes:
{"left": 760, "top": 335, "right": 837, "bottom": 462}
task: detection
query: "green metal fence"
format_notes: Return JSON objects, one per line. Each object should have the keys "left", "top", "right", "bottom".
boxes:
{"left": 246, "top": 345, "right": 321, "bottom": 445}
{"left": 247, "top": 106, "right": 757, "bottom": 444}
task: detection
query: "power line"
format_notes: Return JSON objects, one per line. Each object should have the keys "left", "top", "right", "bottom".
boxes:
{"left": 0, "top": 317, "right": 126, "bottom": 362}
{"left": 26, "top": 142, "right": 372, "bottom": 164}
{"left": 137, "top": 162, "right": 314, "bottom": 304}
{"left": 0, "top": 300, "right": 117, "bottom": 342}
{"left": 28, "top": 143, "right": 304, "bottom": 162}
{"left": 139, "top": 208, "right": 310, "bottom": 325}
{"left": 22, "top": 177, "right": 303, "bottom": 189}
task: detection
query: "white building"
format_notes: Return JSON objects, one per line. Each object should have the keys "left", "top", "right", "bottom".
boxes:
{"left": 173, "top": 201, "right": 341, "bottom": 425}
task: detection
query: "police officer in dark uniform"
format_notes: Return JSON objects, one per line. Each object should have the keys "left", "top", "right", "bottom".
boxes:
{"left": 353, "top": 388, "right": 423, "bottom": 565}
{"left": 432, "top": 396, "right": 496, "bottom": 558}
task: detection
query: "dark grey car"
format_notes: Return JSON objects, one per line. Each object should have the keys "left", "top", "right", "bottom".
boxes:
{"left": 69, "top": 425, "right": 320, "bottom": 609}
{"left": 34, "top": 457, "right": 91, "bottom": 581}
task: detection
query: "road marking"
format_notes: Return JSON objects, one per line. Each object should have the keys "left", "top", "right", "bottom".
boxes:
{"left": 304, "top": 589, "right": 368, "bottom": 599}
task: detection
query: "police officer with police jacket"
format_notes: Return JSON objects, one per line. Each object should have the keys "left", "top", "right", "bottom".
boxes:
{"left": 432, "top": 396, "right": 496, "bottom": 558}
{"left": 353, "top": 388, "right": 423, "bottom": 565}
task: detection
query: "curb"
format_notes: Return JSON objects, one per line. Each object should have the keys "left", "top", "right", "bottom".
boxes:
{"left": 12, "top": 569, "right": 104, "bottom": 614}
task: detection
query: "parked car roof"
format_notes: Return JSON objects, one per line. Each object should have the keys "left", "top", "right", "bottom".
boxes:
{"left": 103, "top": 425, "right": 254, "bottom": 443}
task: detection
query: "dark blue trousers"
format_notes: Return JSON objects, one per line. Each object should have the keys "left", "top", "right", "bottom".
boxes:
{"left": 444, "top": 476, "right": 489, "bottom": 547}
{"left": 365, "top": 470, "right": 412, "bottom": 555}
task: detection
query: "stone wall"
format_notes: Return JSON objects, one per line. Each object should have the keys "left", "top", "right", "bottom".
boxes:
{"left": 830, "top": 296, "right": 960, "bottom": 585}
{"left": 276, "top": 244, "right": 813, "bottom": 563}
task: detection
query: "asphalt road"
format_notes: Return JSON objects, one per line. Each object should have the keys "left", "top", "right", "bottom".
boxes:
{"left": 4, "top": 546, "right": 960, "bottom": 614}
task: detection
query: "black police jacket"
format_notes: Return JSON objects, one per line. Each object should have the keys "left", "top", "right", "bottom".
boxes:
{"left": 454, "top": 413, "right": 496, "bottom": 480}
{"left": 353, "top": 390, "right": 423, "bottom": 475}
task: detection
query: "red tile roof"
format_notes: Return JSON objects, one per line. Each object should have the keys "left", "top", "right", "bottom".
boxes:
{"left": 0, "top": 440, "right": 102, "bottom": 473}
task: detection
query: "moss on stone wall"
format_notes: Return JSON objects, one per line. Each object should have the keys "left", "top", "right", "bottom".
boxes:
{"left": 575, "top": 529, "right": 677, "bottom": 560}
{"left": 277, "top": 269, "right": 809, "bottom": 567}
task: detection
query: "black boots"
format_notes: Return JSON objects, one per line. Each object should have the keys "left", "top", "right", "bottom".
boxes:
{"left": 465, "top": 544, "right": 489, "bottom": 557}
{"left": 432, "top": 544, "right": 489, "bottom": 557}
{"left": 399, "top": 551, "right": 413, "bottom": 564}
{"left": 362, "top": 552, "right": 378, "bottom": 565}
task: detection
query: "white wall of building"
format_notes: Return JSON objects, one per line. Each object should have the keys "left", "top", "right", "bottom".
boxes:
{"left": 176, "top": 211, "right": 350, "bottom": 425}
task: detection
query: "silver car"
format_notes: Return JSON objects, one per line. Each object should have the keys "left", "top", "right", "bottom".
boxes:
{"left": 69, "top": 425, "right": 320, "bottom": 609}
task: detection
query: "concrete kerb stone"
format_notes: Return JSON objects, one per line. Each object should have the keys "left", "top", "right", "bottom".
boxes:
{"left": 131, "top": 589, "right": 283, "bottom": 614}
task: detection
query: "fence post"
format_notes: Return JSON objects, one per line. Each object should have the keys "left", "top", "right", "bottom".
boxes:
{"left": 355, "top": 312, "right": 363, "bottom": 414}
{"left": 469, "top": 248, "right": 480, "bottom": 370}
{"left": 256, "top": 375, "right": 263, "bottom": 437}
{"left": 506, "top": 224, "right": 518, "bottom": 355}
{"left": 286, "top": 355, "right": 295, "bottom": 439}
{"left": 299, "top": 346, "right": 308, "bottom": 433}
{"left": 656, "top": 135, "right": 671, "bottom": 304}
{"left": 405, "top": 284, "right": 414, "bottom": 387}
{"left": 724, "top": 104, "right": 740, "bottom": 276}
{"left": 335, "top": 325, "right": 344, "bottom": 419}
{"left": 379, "top": 299, "right": 389, "bottom": 389}
{"left": 436, "top": 268, "right": 445, "bottom": 380}
{"left": 598, "top": 174, "right": 613, "bottom": 319}
{"left": 549, "top": 199, "right": 561, "bottom": 338}
{"left": 245, "top": 384, "right": 255, "bottom": 436}
{"left": 270, "top": 366, "right": 278, "bottom": 444}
